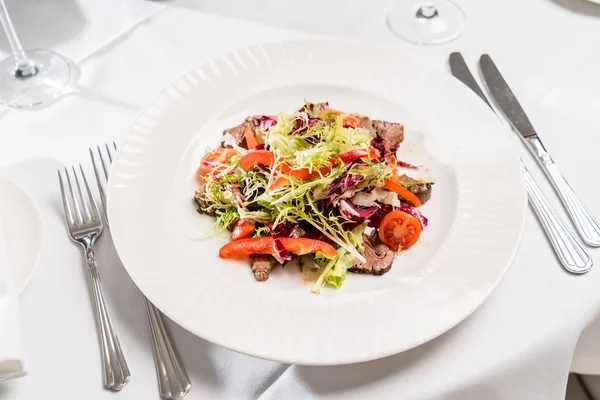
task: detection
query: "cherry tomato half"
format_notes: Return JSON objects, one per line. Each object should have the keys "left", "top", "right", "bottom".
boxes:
{"left": 378, "top": 211, "right": 422, "bottom": 251}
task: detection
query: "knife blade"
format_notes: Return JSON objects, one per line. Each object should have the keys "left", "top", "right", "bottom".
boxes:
{"left": 479, "top": 55, "right": 537, "bottom": 138}
{"left": 479, "top": 54, "right": 600, "bottom": 247}
{"left": 449, "top": 53, "right": 491, "bottom": 108}
{"left": 448, "top": 52, "right": 592, "bottom": 273}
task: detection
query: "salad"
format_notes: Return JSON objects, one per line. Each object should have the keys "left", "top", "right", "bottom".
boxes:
{"left": 194, "top": 102, "right": 433, "bottom": 294}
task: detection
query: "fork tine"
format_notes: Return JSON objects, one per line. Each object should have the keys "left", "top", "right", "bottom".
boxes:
{"left": 73, "top": 166, "right": 91, "bottom": 224}
{"left": 80, "top": 164, "right": 101, "bottom": 223}
{"left": 65, "top": 167, "right": 83, "bottom": 226}
{"left": 98, "top": 145, "right": 110, "bottom": 182}
{"left": 105, "top": 142, "right": 113, "bottom": 164}
{"left": 58, "top": 170, "right": 75, "bottom": 226}
{"left": 90, "top": 147, "right": 108, "bottom": 223}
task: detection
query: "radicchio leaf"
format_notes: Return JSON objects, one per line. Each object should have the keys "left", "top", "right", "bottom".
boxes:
{"left": 260, "top": 116, "right": 277, "bottom": 132}
{"left": 371, "top": 137, "right": 386, "bottom": 157}
{"left": 327, "top": 170, "right": 364, "bottom": 198}
{"left": 321, "top": 161, "right": 368, "bottom": 205}
{"left": 368, "top": 203, "right": 395, "bottom": 229}
{"left": 225, "top": 183, "right": 245, "bottom": 209}
{"left": 272, "top": 221, "right": 299, "bottom": 238}
{"left": 370, "top": 137, "right": 398, "bottom": 158}
{"left": 368, "top": 213, "right": 384, "bottom": 229}
{"left": 298, "top": 102, "right": 329, "bottom": 114}
{"left": 272, "top": 234, "right": 292, "bottom": 261}
{"left": 397, "top": 160, "right": 419, "bottom": 169}
{"left": 338, "top": 200, "right": 379, "bottom": 220}
{"left": 343, "top": 174, "right": 363, "bottom": 192}
{"left": 291, "top": 111, "right": 328, "bottom": 136}
{"left": 356, "top": 204, "right": 379, "bottom": 218}
{"left": 291, "top": 116, "right": 307, "bottom": 135}
{"left": 397, "top": 202, "right": 429, "bottom": 228}
{"left": 338, "top": 199, "right": 360, "bottom": 219}
{"left": 308, "top": 112, "right": 328, "bottom": 128}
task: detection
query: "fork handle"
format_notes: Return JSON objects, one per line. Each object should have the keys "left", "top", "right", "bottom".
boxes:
{"left": 144, "top": 296, "right": 191, "bottom": 399}
{"left": 85, "top": 247, "right": 131, "bottom": 390}
{"left": 524, "top": 167, "right": 592, "bottom": 273}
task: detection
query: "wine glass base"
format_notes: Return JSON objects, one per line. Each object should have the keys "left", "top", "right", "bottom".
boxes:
{"left": 0, "top": 49, "right": 71, "bottom": 109}
{"left": 387, "top": 1, "right": 465, "bottom": 45}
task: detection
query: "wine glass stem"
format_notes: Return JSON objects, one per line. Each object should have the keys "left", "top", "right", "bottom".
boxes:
{"left": 0, "top": 0, "right": 37, "bottom": 77}
{"left": 417, "top": 2, "right": 439, "bottom": 19}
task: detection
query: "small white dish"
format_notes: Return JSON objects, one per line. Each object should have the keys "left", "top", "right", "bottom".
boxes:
{"left": 0, "top": 176, "right": 43, "bottom": 295}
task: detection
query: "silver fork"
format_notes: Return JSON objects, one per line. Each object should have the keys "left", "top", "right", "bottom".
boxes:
{"left": 91, "top": 144, "right": 191, "bottom": 400}
{"left": 57, "top": 166, "right": 131, "bottom": 390}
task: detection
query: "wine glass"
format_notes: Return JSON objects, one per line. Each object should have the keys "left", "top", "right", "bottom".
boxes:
{"left": 0, "top": 0, "right": 71, "bottom": 109}
{"left": 387, "top": 1, "right": 465, "bottom": 45}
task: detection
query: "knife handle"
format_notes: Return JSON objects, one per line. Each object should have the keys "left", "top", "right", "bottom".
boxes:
{"left": 526, "top": 136, "right": 600, "bottom": 246}
{"left": 144, "top": 297, "right": 191, "bottom": 400}
{"left": 523, "top": 164, "right": 592, "bottom": 273}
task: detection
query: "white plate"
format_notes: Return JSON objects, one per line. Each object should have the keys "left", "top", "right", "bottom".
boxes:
{"left": 108, "top": 39, "right": 526, "bottom": 365}
{"left": 0, "top": 176, "right": 43, "bottom": 294}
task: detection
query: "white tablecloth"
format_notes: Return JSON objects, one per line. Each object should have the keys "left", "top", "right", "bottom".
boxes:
{"left": 2, "top": 0, "right": 600, "bottom": 398}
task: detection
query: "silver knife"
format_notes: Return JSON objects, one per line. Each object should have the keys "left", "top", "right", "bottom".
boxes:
{"left": 480, "top": 54, "right": 600, "bottom": 247}
{"left": 449, "top": 52, "right": 591, "bottom": 273}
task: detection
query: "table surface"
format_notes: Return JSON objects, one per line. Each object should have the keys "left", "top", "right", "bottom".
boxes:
{"left": 2, "top": 0, "right": 600, "bottom": 399}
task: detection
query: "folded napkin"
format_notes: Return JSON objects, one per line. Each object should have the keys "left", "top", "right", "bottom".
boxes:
{"left": 0, "top": 220, "right": 25, "bottom": 382}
